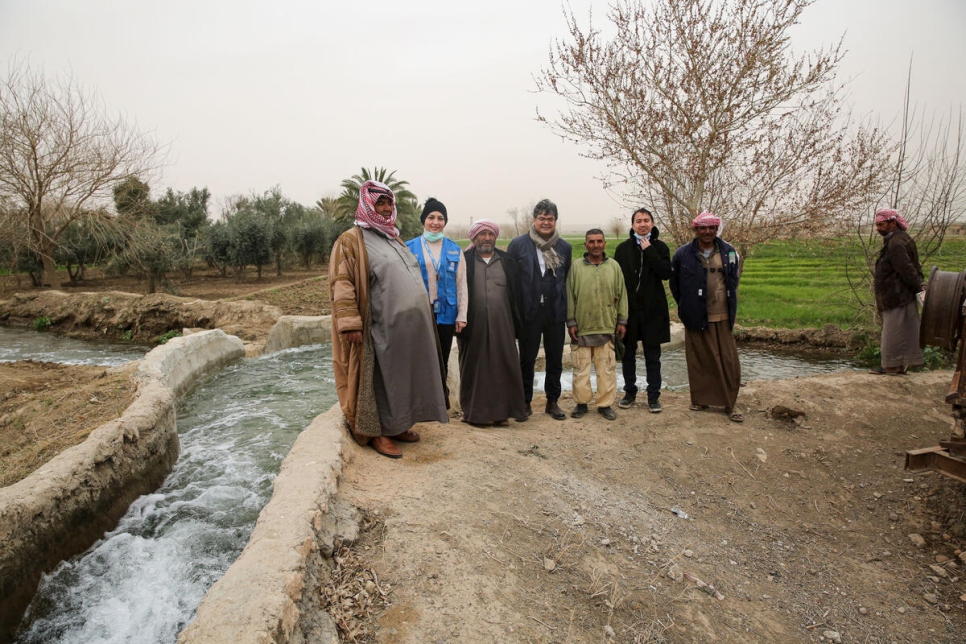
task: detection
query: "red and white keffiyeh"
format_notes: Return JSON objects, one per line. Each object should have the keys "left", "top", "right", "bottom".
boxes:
{"left": 355, "top": 180, "right": 399, "bottom": 239}
{"left": 875, "top": 208, "right": 909, "bottom": 232}
{"left": 469, "top": 219, "right": 500, "bottom": 240}
{"left": 692, "top": 211, "right": 721, "bottom": 229}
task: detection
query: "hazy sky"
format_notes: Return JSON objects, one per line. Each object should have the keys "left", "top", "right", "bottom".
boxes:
{"left": 1, "top": 0, "right": 963, "bottom": 231}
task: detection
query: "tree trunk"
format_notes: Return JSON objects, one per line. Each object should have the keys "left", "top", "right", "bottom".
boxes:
{"left": 29, "top": 208, "right": 60, "bottom": 288}
{"left": 40, "top": 246, "right": 59, "bottom": 289}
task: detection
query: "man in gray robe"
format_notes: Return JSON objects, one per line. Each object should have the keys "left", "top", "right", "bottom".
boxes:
{"left": 457, "top": 220, "right": 528, "bottom": 426}
{"left": 331, "top": 179, "right": 448, "bottom": 459}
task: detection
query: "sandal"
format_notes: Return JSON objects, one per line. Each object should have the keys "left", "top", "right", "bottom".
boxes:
{"left": 728, "top": 410, "right": 744, "bottom": 423}
{"left": 689, "top": 404, "right": 709, "bottom": 412}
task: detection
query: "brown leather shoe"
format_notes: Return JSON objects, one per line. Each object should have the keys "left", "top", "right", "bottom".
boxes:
{"left": 395, "top": 429, "right": 420, "bottom": 442}
{"left": 545, "top": 401, "right": 566, "bottom": 421}
{"left": 371, "top": 436, "right": 402, "bottom": 458}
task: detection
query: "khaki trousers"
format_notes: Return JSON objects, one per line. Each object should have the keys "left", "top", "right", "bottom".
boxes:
{"left": 571, "top": 342, "right": 617, "bottom": 408}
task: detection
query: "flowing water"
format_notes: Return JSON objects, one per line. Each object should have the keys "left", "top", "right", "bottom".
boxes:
{"left": 540, "top": 344, "right": 858, "bottom": 392}
{"left": 14, "top": 344, "right": 336, "bottom": 644}
{"left": 0, "top": 326, "right": 149, "bottom": 366}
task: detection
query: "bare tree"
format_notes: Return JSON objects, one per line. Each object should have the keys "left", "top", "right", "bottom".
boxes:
{"left": 0, "top": 59, "right": 163, "bottom": 287}
{"left": 846, "top": 66, "right": 966, "bottom": 320}
{"left": 506, "top": 207, "right": 527, "bottom": 237}
{"left": 506, "top": 202, "right": 538, "bottom": 237}
{"left": 608, "top": 216, "right": 625, "bottom": 238}
{"left": 536, "top": 0, "right": 891, "bottom": 257}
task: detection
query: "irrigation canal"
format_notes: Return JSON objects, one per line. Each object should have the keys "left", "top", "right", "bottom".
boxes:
{"left": 8, "top": 331, "right": 334, "bottom": 644}
{"left": 2, "top": 326, "right": 855, "bottom": 642}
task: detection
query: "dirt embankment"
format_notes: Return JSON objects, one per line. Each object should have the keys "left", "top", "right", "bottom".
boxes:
{"left": 0, "top": 291, "right": 283, "bottom": 343}
{"left": 735, "top": 324, "right": 867, "bottom": 350}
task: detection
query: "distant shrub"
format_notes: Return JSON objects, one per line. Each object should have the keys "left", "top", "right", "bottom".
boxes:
{"left": 33, "top": 315, "right": 52, "bottom": 331}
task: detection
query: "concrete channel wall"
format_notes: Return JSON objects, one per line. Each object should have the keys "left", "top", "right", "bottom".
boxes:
{"left": 0, "top": 329, "right": 246, "bottom": 642}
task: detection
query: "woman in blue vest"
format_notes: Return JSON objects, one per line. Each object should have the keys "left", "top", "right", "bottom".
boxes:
{"left": 406, "top": 197, "right": 467, "bottom": 378}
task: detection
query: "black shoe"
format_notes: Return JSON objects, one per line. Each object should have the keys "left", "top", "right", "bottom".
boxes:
{"left": 618, "top": 392, "right": 636, "bottom": 409}
{"left": 570, "top": 403, "right": 588, "bottom": 419}
{"left": 648, "top": 401, "right": 663, "bottom": 413}
{"left": 597, "top": 406, "right": 617, "bottom": 421}
{"left": 545, "top": 401, "right": 566, "bottom": 420}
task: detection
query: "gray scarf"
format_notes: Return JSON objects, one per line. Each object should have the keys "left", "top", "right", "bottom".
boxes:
{"left": 529, "top": 226, "right": 563, "bottom": 274}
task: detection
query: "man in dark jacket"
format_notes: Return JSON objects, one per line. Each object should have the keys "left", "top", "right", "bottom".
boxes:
{"left": 506, "top": 199, "right": 573, "bottom": 420}
{"left": 871, "top": 208, "right": 924, "bottom": 375}
{"left": 669, "top": 212, "right": 744, "bottom": 422}
{"left": 614, "top": 208, "right": 672, "bottom": 412}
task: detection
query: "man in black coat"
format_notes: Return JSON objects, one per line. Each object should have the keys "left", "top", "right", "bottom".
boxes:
{"left": 613, "top": 208, "right": 672, "bottom": 412}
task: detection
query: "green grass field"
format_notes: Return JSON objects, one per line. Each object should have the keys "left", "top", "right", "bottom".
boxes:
{"left": 467, "top": 233, "right": 966, "bottom": 332}
{"left": 738, "top": 237, "right": 966, "bottom": 330}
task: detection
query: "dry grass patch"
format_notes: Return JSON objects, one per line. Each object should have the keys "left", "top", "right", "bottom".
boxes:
{"left": 0, "top": 361, "right": 136, "bottom": 486}
{"left": 322, "top": 514, "right": 393, "bottom": 643}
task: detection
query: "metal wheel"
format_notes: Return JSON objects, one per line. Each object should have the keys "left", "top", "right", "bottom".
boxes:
{"left": 920, "top": 266, "right": 966, "bottom": 351}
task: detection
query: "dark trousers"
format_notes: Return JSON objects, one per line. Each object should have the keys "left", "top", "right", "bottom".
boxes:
{"left": 519, "top": 307, "right": 565, "bottom": 404}
{"left": 437, "top": 323, "right": 455, "bottom": 379}
{"left": 622, "top": 341, "right": 662, "bottom": 402}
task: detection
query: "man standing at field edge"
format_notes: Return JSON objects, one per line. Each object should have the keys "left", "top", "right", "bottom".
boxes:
{"left": 870, "top": 207, "right": 924, "bottom": 375}
{"left": 669, "top": 211, "right": 744, "bottom": 422}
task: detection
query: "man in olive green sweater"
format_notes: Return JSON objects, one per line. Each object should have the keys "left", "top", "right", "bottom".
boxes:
{"left": 566, "top": 229, "right": 628, "bottom": 420}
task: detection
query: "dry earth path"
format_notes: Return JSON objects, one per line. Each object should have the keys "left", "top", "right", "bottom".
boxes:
{"left": 333, "top": 371, "right": 965, "bottom": 643}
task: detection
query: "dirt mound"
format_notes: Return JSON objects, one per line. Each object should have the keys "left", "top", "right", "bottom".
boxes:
{"left": 735, "top": 323, "right": 864, "bottom": 349}
{"left": 0, "top": 291, "right": 282, "bottom": 343}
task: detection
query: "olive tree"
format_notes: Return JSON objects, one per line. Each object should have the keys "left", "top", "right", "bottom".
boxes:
{"left": 536, "top": 0, "right": 891, "bottom": 257}
{"left": 0, "top": 59, "right": 162, "bottom": 287}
